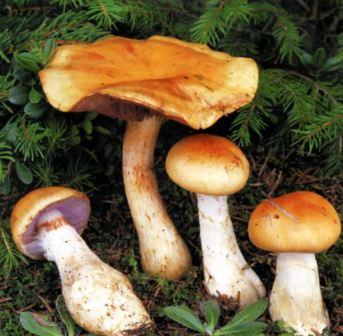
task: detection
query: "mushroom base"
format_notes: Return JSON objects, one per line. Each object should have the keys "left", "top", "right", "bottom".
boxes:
{"left": 197, "top": 194, "right": 265, "bottom": 307}
{"left": 270, "top": 253, "right": 329, "bottom": 335}
{"left": 39, "top": 212, "right": 153, "bottom": 336}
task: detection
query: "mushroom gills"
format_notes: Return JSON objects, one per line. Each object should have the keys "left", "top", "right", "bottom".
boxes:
{"left": 270, "top": 253, "right": 330, "bottom": 336}
{"left": 197, "top": 194, "right": 266, "bottom": 306}
{"left": 38, "top": 210, "right": 153, "bottom": 336}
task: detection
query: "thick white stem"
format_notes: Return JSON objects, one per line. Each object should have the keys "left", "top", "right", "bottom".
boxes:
{"left": 39, "top": 211, "right": 152, "bottom": 336}
{"left": 123, "top": 114, "right": 191, "bottom": 280}
{"left": 197, "top": 194, "right": 265, "bottom": 307}
{"left": 270, "top": 253, "right": 330, "bottom": 335}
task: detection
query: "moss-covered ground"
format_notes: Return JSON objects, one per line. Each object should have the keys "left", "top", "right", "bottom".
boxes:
{"left": 1, "top": 118, "right": 342, "bottom": 335}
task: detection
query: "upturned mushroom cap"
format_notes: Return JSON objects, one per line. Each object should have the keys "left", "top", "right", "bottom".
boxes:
{"left": 248, "top": 191, "right": 341, "bottom": 253}
{"left": 11, "top": 187, "right": 90, "bottom": 259}
{"left": 165, "top": 134, "right": 250, "bottom": 195}
{"left": 39, "top": 35, "right": 258, "bottom": 129}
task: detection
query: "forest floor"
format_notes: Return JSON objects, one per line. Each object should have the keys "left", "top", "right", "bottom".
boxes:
{"left": 0, "top": 119, "right": 342, "bottom": 335}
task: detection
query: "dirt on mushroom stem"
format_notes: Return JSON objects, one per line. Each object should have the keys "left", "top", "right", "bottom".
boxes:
{"left": 37, "top": 210, "right": 153, "bottom": 336}
{"left": 123, "top": 114, "right": 192, "bottom": 280}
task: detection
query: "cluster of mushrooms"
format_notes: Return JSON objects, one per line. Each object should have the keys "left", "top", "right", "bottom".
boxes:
{"left": 10, "top": 36, "right": 341, "bottom": 336}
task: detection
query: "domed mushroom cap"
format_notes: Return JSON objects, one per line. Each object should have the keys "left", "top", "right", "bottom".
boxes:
{"left": 11, "top": 187, "right": 90, "bottom": 259}
{"left": 166, "top": 134, "right": 249, "bottom": 195}
{"left": 39, "top": 35, "right": 258, "bottom": 129}
{"left": 248, "top": 191, "right": 341, "bottom": 253}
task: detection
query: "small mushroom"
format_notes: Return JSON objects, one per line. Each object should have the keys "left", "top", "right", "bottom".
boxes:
{"left": 11, "top": 187, "right": 153, "bottom": 336}
{"left": 248, "top": 191, "right": 341, "bottom": 335}
{"left": 166, "top": 134, "right": 266, "bottom": 306}
{"left": 39, "top": 35, "right": 258, "bottom": 280}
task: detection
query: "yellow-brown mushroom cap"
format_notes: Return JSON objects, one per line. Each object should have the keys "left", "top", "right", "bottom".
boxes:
{"left": 165, "top": 134, "right": 249, "bottom": 195}
{"left": 39, "top": 35, "right": 258, "bottom": 129}
{"left": 248, "top": 191, "right": 341, "bottom": 253}
{"left": 11, "top": 187, "right": 90, "bottom": 259}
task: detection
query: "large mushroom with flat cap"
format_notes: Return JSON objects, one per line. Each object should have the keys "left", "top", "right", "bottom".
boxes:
{"left": 39, "top": 35, "right": 259, "bottom": 280}
{"left": 11, "top": 187, "right": 152, "bottom": 336}
{"left": 248, "top": 191, "right": 341, "bottom": 335}
{"left": 166, "top": 134, "right": 266, "bottom": 306}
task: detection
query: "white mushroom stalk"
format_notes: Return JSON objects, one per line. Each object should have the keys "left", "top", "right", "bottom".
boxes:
{"left": 166, "top": 134, "right": 266, "bottom": 306}
{"left": 123, "top": 114, "right": 192, "bottom": 280}
{"left": 270, "top": 253, "right": 329, "bottom": 335}
{"left": 38, "top": 210, "right": 152, "bottom": 336}
{"left": 248, "top": 191, "right": 341, "bottom": 334}
{"left": 197, "top": 194, "right": 266, "bottom": 307}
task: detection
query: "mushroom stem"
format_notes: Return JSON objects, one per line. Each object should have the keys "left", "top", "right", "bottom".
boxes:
{"left": 38, "top": 210, "right": 152, "bottom": 336}
{"left": 270, "top": 253, "right": 329, "bottom": 335}
{"left": 197, "top": 194, "right": 265, "bottom": 306}
{"left": 123, "top": 114, "right": 192, "bottom": 280}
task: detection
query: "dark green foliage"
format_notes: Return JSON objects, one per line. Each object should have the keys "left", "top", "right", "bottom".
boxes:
{"left": 20, "top": 312, "right": 63, "bottom": 336}
{"left": 18, "top": 296, "right": 81, "bottom": 336}
{"left": 0, "top": 1, "right": 342, "bottom": 335}
{"left": 0, "top": 220, "right": 27, "bottom": 279}
{"left": 163, "top": 299, "right": 268, "bottom": 335}
{"left": 191, "top": 0, "right": 303, "bottom": 61}
{"left": 0, "top": 0, "right": 341, "bottom": 197}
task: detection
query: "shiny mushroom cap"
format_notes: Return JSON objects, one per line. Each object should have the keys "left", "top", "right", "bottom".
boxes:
{"left": 11, "top": 187, "right": 90, "bottom": 259}
{"left": 248, "top": 191, "right": 341, "bottom": 253}
{"left": 166, "top": 134, "right": 250, "bottom": 195}
{"left": 39, "top": 35, "right": 258, "bottom": 129}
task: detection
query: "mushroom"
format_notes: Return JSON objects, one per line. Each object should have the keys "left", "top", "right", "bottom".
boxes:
{"left": 165, "top": 134, "right": 266, "bottom": 306}
{"left": 11, "top": 187, "right": 153, "bottom": 336}
{"left": 39, "top": 35, "right": 259, "bottom": 280}
{"left": 248, "top": 191, "right": 341, "bottom": 335}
